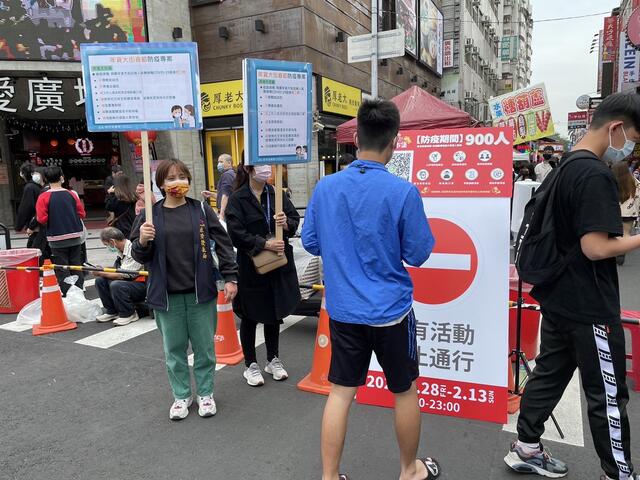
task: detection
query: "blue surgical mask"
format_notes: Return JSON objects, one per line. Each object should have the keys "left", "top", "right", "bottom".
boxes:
{"left": 106, "top": 244, "right": 119, "bottom": 254}
{"left": 604, "top": 127, "right": 636, "bottom": 163}
{"left": 32, "top": 173, "right": 42, "bottom": 184}
{"left": 217, "top": 163, "right": 225, "bottom": 173}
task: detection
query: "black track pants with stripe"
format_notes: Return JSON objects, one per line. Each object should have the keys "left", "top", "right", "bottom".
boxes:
{"left": 517, "top": 313, "right": 634, "bottom": 479}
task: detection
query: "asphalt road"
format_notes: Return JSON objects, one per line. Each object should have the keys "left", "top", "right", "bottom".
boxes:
{"left": 1, "top": 244, "right": 639, "bottom": 479}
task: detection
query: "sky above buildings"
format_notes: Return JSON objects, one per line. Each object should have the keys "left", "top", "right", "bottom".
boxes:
{"left": 531, "top": 0, "right": 620, "bottom": 138}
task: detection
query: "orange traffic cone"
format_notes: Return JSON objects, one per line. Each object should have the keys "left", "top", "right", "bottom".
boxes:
{"left": 507, "top": 358, "right": 521, "bottom": 414}
{"left": 214, "top": 291, "right": 243, "bottom": 365}
{"left": 298, "top": 291, "right": 332, "bottom": 395}
{"left": 33, "top": 260, "right": 77, "bottom": 336}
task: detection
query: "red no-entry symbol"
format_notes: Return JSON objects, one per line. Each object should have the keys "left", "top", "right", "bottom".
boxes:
{"left": 408, "top": 218, "right": 478, "bottom": 305}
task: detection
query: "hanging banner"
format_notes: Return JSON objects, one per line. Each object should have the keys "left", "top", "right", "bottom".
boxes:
{"left": 242, "top": 58, "right": 312, "bottom": 165}
{"left": 443, "top": 39, "right": 454, "bottom": 68}
{"left": 81, "top": 42, "right": 203, "bottom": 132}
{"left": 489, "top": 83, "right": 554, "bottom": 145}
{"left": 357, "top": 127, "right": 513, "bottom": 424}
{"left": 603, "top": 16, "right": 619, "bottom": 62}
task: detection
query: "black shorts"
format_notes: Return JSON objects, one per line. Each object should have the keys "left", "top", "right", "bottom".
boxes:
{"left": 328, "top": 311, "right": 419, "bottom": 394}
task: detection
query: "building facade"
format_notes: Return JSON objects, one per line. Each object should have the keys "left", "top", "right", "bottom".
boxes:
{"left": 0, "top": 0, "right": 203, "bottom": 228}
{"left": 191, "top": 0, "right": 444, "bottom": 207}
{"left": 499, "top": 0, "right": 532, "bottom": 94}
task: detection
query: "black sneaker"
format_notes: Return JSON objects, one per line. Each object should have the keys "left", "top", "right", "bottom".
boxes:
{"left": 504, "top": 441, "right": 568, "bottom": 478}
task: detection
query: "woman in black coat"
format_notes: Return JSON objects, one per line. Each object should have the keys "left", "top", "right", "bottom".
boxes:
{"left": 15, "top": 162, "right": 42, "bottom": 233}
{"left": 225, "top": 160, "right": 301, "bottom": 387}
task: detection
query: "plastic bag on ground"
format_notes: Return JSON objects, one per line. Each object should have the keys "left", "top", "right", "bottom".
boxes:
{"left": 16, "top": 298, "right": 42, "bottom": 325}
{"left": 63, "top": 285, "right": 101, "bottom": 323}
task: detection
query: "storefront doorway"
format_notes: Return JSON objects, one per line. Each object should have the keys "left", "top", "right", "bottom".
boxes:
{"left": 204, "top": 129, "right": 243, "bottom": 208}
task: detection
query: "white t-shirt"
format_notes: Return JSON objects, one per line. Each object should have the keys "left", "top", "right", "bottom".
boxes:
{"left": 534, "top": 161, "right": 553, "bottom": 183}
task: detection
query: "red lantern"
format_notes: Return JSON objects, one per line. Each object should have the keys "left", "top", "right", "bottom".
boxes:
{"left": 124, "top": 131, "right": 157, "bottom": 156}
{"left": 50, "top": 139, "right": 59, "bottom": 147}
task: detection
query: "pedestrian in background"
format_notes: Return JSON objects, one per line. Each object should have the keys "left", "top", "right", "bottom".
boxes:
{"left": 505, "top": 93, "right": 640, "bottom": 480}
{"left": 612, "top": 161, "right": 640, "bottom": 265}
{"left": 95, "top": 227, "right": 147, "bottom": 326}
{"left": 535, "top": 146, "right": 554, "bottom": 182}
{"left": 131, "top": 159, "right": 238, "bottom": 421}
{"left": 15, "top": 162, "right": 41, "bottom": 235}
{"left": 35, "top": 166, "right": 86, "bottom": 296}
{"left": 105, "top": 175, "right": 137, "bottom": 238}
{"left": 104, "top": 164, "right": 123, "bottom": 192}
{"left": 225, "top": 160, "right": 300, "bottom": 387}
{"left": 202, "top": 153, "right": 236, "bottom": 221}
{"left": 302, "top": 99, "right": 439, "bottom": 480}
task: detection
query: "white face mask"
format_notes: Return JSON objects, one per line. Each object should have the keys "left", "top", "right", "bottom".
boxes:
{"left": 32, "top": 172, "right": 42, "bottom": 184}
{"left": 253, "top": 165, "right": 272, "bottom": 183}
{"left": 604, "top": 127, "right": 636, "bottom": 163}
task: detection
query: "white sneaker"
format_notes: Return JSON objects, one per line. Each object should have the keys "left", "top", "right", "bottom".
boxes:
{"left": 96, "top": 312, "right": 118, "bottom": 323}
{"left": 243, "top": 362, "right": 265, "bottom": 387}
{"left": 113, "top": 312, "right": 139, "bottom": 326}
{"left": 169, "top": 397, "right": 192, "bottom": 420}
{"left": 196, "top": 394, "right": 217, "bottom": 417}
{"left": 265, "top": 357, "right": 288, "bottom": 381}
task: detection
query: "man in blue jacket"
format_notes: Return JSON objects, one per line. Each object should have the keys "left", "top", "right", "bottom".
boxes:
{"left": 302, "top": 99, "right": 439, "bottom": 480}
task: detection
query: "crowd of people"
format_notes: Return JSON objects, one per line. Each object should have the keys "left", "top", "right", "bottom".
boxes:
{"left": 11, "top": 93, "right": 640, "bottom": 480}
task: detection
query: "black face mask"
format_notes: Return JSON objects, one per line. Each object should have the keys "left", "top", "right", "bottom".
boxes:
{"left": 543, "top": 153, "right": 553, "bottom": 160}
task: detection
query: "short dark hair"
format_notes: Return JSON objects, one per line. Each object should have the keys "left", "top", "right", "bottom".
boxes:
{"left": 154, "top": 159, "right": 192, "bottom": 189}
{"left": 356, "top": 99, "right": 401, "bottom": 152}
{"left": 44, "top": 166, "right": 63, "bottom": 183}
{"left": 542, "top": 145, "right": 554, "bottom": 153}
{"left": 111, "top": 165, "right": 123, "bottom": 174}
{"left": 20, "top": 162, "right": 34, "bottom": 179}
{"left": 590, "top": 93, "right": 640, "bottom": 131}
{"left": 171, "top": 105, "right": 182, "bottom": 113}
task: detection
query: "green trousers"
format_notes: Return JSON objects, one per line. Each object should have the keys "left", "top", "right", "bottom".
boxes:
{"left": 155, "top": 293, "right": 217, "bottom": 400}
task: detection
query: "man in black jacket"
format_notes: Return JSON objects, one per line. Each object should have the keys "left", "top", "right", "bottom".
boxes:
{"left": 505, "top": 93, "right": 640, "bottom": 480}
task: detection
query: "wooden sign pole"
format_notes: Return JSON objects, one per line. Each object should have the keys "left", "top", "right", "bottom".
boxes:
{"left": 275, "top": 164, "right": 283, "bottom": 256}
{"left": 141, "top": 130, "right": 153, "bottom": 224}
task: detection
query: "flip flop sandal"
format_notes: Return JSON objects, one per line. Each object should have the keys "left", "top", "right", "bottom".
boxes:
{"left": 419, "top": 458, "right": 441, "bottom": 479}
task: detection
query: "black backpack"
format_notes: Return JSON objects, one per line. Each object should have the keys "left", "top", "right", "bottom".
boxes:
{"left": 514, "top": 153, "right": 591, "bottom": 286}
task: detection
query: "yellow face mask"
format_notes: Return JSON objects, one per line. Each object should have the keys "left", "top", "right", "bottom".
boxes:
{"left": 165, "top": 180, "right": 190, "bottom": 198}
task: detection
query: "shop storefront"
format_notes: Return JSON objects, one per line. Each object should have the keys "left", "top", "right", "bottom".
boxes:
{"left": 0, "top": 73, "right": 122, "bottom": 221}
{"left": 199, "top": 75, "right": 361, "bottom": 208}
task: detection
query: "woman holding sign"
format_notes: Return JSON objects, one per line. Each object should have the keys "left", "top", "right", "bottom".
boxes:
{"left": 225, "top": 160, "right": 301, "bottom": 387}
{"left": 131, "top": 159, "right": 238, "bottom": 421}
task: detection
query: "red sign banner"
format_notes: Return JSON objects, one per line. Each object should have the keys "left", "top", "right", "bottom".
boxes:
{"left": 603, "top": 16, "right": 619, "bottom": 61}
{"left": 393, "top": 127, "right": 514, "bottom": 198}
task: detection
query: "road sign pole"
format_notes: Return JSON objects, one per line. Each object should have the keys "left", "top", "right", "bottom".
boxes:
{"left": 371, "top": 0, "right": 378, "bottom": 99}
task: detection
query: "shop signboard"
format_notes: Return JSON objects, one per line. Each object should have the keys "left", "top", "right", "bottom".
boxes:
{"left": 627, "top": 8, "right": 640, "bottom": 48}
{"left": 500, "top": 36, "right": 518, "bottom": 62}
{"left": 0, "top": 0, "right": 146, "bottom": 61}
{"left": 443, "top": 39, "right": 454, "bottom": 68}
{"left": 0, "top": 75, "right": 85, "bottom": 119}
{"left": 618, "top": 29, "right": 640, "bottom": 90}
{"left": 242, "top": 58, "right": 312, "bottom": 166}
{"left": 81, "top": 42, "right": 203, "bottom": 132}
{"left": 419, "top": 0, "right": 444, "bottom": 75}
{"left": 396, "top": 0, "right": 418, "bottom": 57}
{"left": 489, "top": 83, "right": 554, "bottom": 145}
{"left": 567, "top": 111, "right": 588, "bottom": 130}
{"left": 201, "top": 80, "right": 243, "bottom": 117}
{"left": 603, "top": 16, "right": 619, "bottom": 62}
{"left": 319, "top": 77, "right": 362, "bottom": 118}
{"left": 357, "top": 127, "right": 513, "bottom": 424}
